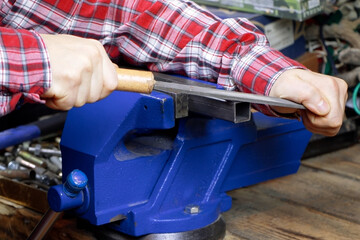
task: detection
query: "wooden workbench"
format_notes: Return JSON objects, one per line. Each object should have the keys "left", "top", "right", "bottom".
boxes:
{"left": 1, "top": 143, "right": 359, "bottom": 240}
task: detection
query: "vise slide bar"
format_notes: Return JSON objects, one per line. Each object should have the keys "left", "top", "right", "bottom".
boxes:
{"left": 152, "top": 72, "right": 251, "bottom": 123}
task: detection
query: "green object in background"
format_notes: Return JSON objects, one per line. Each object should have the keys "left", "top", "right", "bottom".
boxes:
{"left": 353, "top": 83, "right": 360, "bottom": 115}
{"left": 194, "top": 0, "right": 326, "bottom": 21}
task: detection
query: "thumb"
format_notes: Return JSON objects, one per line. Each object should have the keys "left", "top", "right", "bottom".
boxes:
{"left": 270, "top": 71, "right": 330, "bottom": 116}
{"left": 302, "top": 95, "right": 330, "bottom": 116}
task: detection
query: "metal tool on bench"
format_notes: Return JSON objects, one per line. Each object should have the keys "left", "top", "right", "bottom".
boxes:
{"left": 116, "top": 68, "right": 305, "bottom": 110}
{"left": 39, "top": 67, "right": 311, "bottom": 240}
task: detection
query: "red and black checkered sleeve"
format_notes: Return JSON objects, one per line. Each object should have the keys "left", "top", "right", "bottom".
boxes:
{"left": 0, "top": 0, "right": 305, "bottom": 116}
{"left": 106, "top": 0, "right": 306, "bottom": 115}
{"left": 0, "top": 28, "right": 51, "bottom": 116}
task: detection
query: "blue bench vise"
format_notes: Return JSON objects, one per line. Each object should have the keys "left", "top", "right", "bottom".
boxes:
{"left": 49, "top": 80, "right": 312, "bottom": 239}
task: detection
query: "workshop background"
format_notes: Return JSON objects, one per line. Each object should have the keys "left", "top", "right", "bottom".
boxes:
{"left": 0, "top": 0, "right": 359, "bottom": 239}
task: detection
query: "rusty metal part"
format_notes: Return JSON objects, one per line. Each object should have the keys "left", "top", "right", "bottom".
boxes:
{"left": 0, "top": 169, "right": 35, "bottom": 180}
{"left": 0, "top": 176, "right": 49, "bottom": 213}
{"left": 27, "top": 208, "right": 62, "bottom": 240}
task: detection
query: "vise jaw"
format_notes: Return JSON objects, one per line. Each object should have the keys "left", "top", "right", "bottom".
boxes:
{"left": 59, "top": 89, "right": 311, "bottom": 238}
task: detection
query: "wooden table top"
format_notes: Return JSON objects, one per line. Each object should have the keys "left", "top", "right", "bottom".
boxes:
{"left": 1, "top": 144, "right": 360, "bottom": 240}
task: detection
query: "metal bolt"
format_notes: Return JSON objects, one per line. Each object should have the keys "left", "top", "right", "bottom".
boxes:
{"left": 28, "top": 144, "right": 61, "bottom": 157}
{"left": 46, "top": 161, "right": 61, "bottom": 174}
{"left": 185, "top": 205, "right": 200, "bottom": 214}
{"left": 4, "top": 152, "right": 13, "bottom": 162}
{"left": 16, "top": 156, "right": 36, "bottom": 169}
{"left": 17, "top": 150, "right": 47, "bottom": 168}
{"left": 55, "top": 137, "right": 61, "bottom": 145}
{"left": 49, "top": 156, "right": 62, "bottom": 170}
{"left": 22, "top": 141, "right": 31, "bottom": 150}
{"left": 0, "top": 163, "right": 6, "bottom": 170}
{"left": 7, "top": 161, "right": 21, "bottom": 170}
{"left": 35, "top": 173, "right": 51, "bottom": 186}
{"left": 15, "top": 156, "right": 47, "bottom": 175}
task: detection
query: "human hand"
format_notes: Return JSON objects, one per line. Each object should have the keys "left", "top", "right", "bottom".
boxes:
{"left": 40, "top": 34, "right": 117, "bottom": 110}
{"left": 269, "top": 69, "right": 348, "bottom": 136}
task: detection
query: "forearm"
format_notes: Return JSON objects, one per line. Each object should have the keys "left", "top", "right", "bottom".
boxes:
{"left": 2, "top": 0, "right": 304, "bottom": 87}
{"left": 0, "top": 28, "right": 51, "bottom": 116}
{"left": 1, "top": 0, "right": 306, "bottom": 117}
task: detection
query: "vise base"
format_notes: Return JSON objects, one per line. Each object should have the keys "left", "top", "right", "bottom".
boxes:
{"left": 59, "top": 90, "right": 311, "bottom": 237}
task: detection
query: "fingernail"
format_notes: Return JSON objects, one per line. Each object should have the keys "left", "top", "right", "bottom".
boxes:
{"left": 317, "top": 99, "right": 329, "bottom": 114}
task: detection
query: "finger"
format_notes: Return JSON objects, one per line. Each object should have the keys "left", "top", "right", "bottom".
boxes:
{"left": 301, "top": 112, "right": 340, "bottom": 136}
{"left": 86, "top": 44, "right": 106, "bottom": 103}
{"left": 41, "top": 88, "right": 55, "bottom": 99}
{"left": 271, "top": 70, "right": 331, "bottom": 116}
{"left": 287, "top": 80, "right": 330, "bottom": 116}
{"left": 99, "top": 52, "right": 118, "bottom": 99}
{"left": 44, "top": 100, "right": 61, "bottom": 110}
{"left": 44, "top": 98, "right": 73, "bottom": 111}
{"left": 88, "top": 63, "right": 103, "bottom": 103}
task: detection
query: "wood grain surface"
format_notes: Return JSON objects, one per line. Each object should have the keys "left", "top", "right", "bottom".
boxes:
{"left": 1, "top": 144, "right": 359, "bottom": 240}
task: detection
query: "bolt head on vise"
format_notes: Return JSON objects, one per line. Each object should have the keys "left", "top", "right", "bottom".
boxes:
{"left": 47, "top": 169, "right": 88, "bottom": 212}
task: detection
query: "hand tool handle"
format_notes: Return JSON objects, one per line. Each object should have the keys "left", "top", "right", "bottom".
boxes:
{"left": 0, "top": 112, "right": 67, "bottom": 150}
{"left": 116, "top": 67, "right": 155, "bottom": 94}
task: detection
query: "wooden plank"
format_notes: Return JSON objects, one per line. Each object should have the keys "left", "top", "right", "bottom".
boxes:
{"left": 302, "top": 144, "right": 360, "bottom": 181}
{"left": 245, "top": 166, "right": 360, "bottom": 224}
{"left": 0, "top": 198, "right": 96, "bottom": 240}
{"left": 223, "top": 186, "right": 360, "bottom": 240}
{"left": 0, "top": 176, "right": 49, "bottom": 213}
{"left": 223, "top": 144, "right": 360, "bottom": 239}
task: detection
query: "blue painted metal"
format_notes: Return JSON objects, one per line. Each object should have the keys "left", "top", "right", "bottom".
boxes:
{"left": 63, "top": 169, "right": 88, "bottom": 198}
{"left": 58, "top": 90, "right": 312, "bottom": 237}
{"left": 0, "top": 125, "right": 40, "bottom": 150}
{"left": 48, "top": 169, "right": 89, "bottom": 212}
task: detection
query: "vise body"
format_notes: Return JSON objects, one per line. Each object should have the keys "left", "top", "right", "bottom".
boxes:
{"left": 58, "top": 79, "right": 312, "bottom": 239}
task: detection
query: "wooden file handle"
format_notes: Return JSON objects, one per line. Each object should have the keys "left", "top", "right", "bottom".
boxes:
{"left": 115, "top": 67, "right": 155, "bottom": 94}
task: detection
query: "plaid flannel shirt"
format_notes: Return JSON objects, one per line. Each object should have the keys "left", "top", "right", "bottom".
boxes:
{"left": 0, "top": 0, "right": 304, "bottom": 116}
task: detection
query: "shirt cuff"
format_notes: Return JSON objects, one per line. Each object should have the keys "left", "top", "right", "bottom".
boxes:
{"left": 0, "top": 29, "right": 51, "bottom": 116}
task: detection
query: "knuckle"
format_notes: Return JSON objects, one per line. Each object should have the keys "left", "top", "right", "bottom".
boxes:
{"left": 59, "top": 99, "right": 74, "bottom": 111}
{"left": 326, "top": 77, "right": 340, "bottom": 90}
{"left": 300, "top": 86, "right": 317, "bottom": 101}
{"left": 328, "top": 116, "right": 343, "bottom": 129}
{"left": 328, "top": 77, "right": 348, "bottom": 93}
{"left": 86, "top": 40, "right": 103, "bottom": 58}
{"left": 106, "top": 78, "right": 118, "bottom": 91}
{"left": 88, "top": 92, "right": 101, "bottom": 103}
{"left": 339, "top": 79, "right": 348, "bottom": 91}
{"left": 74, "top": 98, "right": 87, "bottom": 108}
{"left": 66, "top": 69, "right": 82, "bottom": 82}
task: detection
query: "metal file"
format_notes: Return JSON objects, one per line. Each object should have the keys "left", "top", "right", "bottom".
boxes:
{"left": 154, "top": 80, "right": 305, "bottom": 110}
